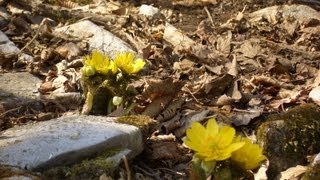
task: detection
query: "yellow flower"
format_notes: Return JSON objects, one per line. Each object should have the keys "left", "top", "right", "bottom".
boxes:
{"left": 231, "top": 136, "right": 266, "bottom": 170}
{"left": 114, "top": 52, "right": 145, "bottom": 74}
{"left": 108, "top": 61, "right": 118, "bottom": 74}
{"left": 184, "top": 118, "right": 244, "bottom": 162}
{"left": 83, "top": 50, "right": 117, "bottom": 76}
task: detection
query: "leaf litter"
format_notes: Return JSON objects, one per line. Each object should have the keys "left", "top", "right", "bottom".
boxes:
{"left": 1, "top": 0, "right": 320, "bottom": 179}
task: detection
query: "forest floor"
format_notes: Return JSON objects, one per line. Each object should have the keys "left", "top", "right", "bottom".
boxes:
{"left": 1, "top": 0, "right": 320, "bottom": 179}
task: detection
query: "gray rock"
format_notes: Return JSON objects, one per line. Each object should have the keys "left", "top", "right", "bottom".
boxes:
{"left": 0, "top": 71, "right": 41, "bottom": 115}
{"left": 54, "top": 20, "right": 134, "bottom": 58}
{"left": 0, "top": 31, "right": 35, "bottom": 68}
{"left": 0, "top": 31, "right": 19, "bottom": 57}
{"left": 0, "top": 7, "right": 10, "bottom": 28}
{"left": 0, "top": 115, "right": 143, "bottom": 171}
{"left": 0, "top": 72, "right": 43, "bottom": 113}
{"left": 0, "top": 72, "right": 41, "bottom": 102}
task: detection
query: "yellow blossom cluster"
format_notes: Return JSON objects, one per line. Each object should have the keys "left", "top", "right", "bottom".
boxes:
{"left": 82, "top": 50, "right": 145, "bottom": 76}
{"left": 184, "top": 118, "right": 266, "bottom": 171}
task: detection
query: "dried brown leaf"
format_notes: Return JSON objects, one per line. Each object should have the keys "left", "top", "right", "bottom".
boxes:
{"left": 163, "top": 22, "right": 195, "bottom": 48}
{"left": 309, "top": 86, "right": 320, "bottom": 105}
{"left": 228, "top": 55, "right": 238, "bottom": 77}
{"left": 238, "top": 40, "right": 262, "bottom": 59}
{"left": 39, "top": 81, "right": 53, "bottom": 93}
{"left": 57, "top": 0, "right": 79, "bottom": 8}
{"left": 157, "top": 99, "right": 184, "bottom": 122}
{"left": 159, "top": 114, "right": 182, "bottom": 134}
{"left": 232, "top": 108, "right": 263, "bottom": 126}
{"left": 174, "top": 110, "right": 210, "bottom": 137}
{"left": 55, "top": 42, "right": 82, "bottom": 61}
{"left": 172, "top": 0, "right": 218, "bottom": 6}
{"left": 147, "top": 141, "right": 189, "bottom": 162}
{"left": 216, "top": 31, "right": 232, "bottom": 55}
{"left": 149, "top": 134, "right": 176, "bottom": 142}
{"left": 204, "top": 74, "right": 234, "bottom": 97}
{"left": 142, "top": 95, "right": 174, "bottom": 118}
{"left": 280, "top": 165, "right": 308, "bottom": 180}
{"left": 215, "top": 94, "right": 234, "bottom": 106}
{"left": 143, "top": 78, "right": 183, "bottom": 100}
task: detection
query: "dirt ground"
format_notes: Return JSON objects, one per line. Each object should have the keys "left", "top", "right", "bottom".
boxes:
{"left": 1, "top": 0, "right": 320, "bottom": 179}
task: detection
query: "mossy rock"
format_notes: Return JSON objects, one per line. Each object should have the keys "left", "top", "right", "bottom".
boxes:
{"left": 257, "top": 104, "right": 320, "bottom": 179}
{"left": 0, "top": 165, "right": 41, "bottom": 179}
{"left": 116, "top": 115, "right": 158, "bottom": 139}
{"left": 43, "top": 148, "right": 121, "bottom": 179}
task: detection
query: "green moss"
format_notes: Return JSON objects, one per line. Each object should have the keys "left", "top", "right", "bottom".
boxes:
{"left": 116, "top": 115, "right": 157, "bottom": 138}
{"left": 0, "top": 166, "right": 41, "bottom": 179}
{"left": 43, "top": 148, "right": 121, "bottom": 179}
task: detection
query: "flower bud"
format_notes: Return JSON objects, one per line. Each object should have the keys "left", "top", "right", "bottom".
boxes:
{"left": 82, "top": 66, "right": 95, "bottom": 77}
{"left": 112, "top": 96, "right": 123, "bottom": 106}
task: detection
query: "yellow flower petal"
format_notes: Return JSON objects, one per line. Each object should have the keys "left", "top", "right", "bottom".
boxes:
{"left": 92, "top": 50, "right": 104, "bottom": 64}
{"left": 114, "top": 52, "right": 145, "bottom": 74}
{"left": 108, "top": 61, "right": 118, "bottom": 74}
{"left": 214, "top": 126, "right": 235, "bottom": 148}
{"left": 206, "top": 118, "right": 219, "bottom": 137}
{"left": 132, "top": 58, "right": 145, "bottom": 73}
{"left": 231, "top": 137, "right": 266, "bottom": 170}
{"left": 185, "top": 123, "right": 208, "bottom": 152}
{"left": 183, "top": 118, "right": 244, "bottom": 162}
{"left": 82, "top": 50, "right": 116, "bottom": 75}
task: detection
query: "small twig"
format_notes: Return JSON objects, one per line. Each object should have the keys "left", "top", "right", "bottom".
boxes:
{"left": 122, "top": 156, "right": 131, "bottom": 180}
{"left": 18, "top": 18, "right": 50, "bottom": 54}
{"left": 241, "top": 77, "right": 258, "bottom": 93}
{"left": 233, "top": 108, "right": 258, "bottom": 113}
{"left": 0, "top": 106, "right": 22, "bottom": 118}
{"left": 155, "top": 167, "right": 186, "bottom": 177}
{"left": 184, "top": 86, "right": 201, "bottom": 104}
{"left": 133, "top": 165, "right": 161, "bottom": 180}
{"left": 204, "top": 6, "right": 214, "bottom": 27}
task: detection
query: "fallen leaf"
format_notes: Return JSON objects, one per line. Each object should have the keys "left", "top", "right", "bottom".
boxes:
{"left": 232, "top": 108, "right": 263, "bottom": 126}
{"left": 204, "top": 74, "right": 234, "bottom": 97}
{"left": 280, "top": 165, "right": 308, "bottom": 180}
{"left": 163, "top": 22, "right": 195, "bottom": 48}
{"left": 238, "top": 40, "right": 262, "bottom": 59}
{"left": 174, "top": 110, "right": 210, "bottom": 137}
{"left": 39, "top": 81, "right": 53, "bottom": 93}
{"left": 309, "top": 86, "right": 320, "bottom": 105}
{"left": 216, "top": 31, "right": 232, "bottom": 55}
{"left": 142, "top": 95, "right": 174, "bottom": 118}
{"left": 55, "top": 42, "right": 82, "bottom": 61}
{"left": 172, "top": 0, "right": 218, "bottom": 6}
{"left": 157, "top": 99, "right": 184, "bottom": 122}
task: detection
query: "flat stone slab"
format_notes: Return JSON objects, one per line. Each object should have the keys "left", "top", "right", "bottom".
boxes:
{"left": 0, "top": 72, "right": 41, "bottom": 101}
{"left": 0, "top": 115, "right": 143, "bottom": 171}
{"left": 0, "top": 72, "right": 42, "bottom": 114}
